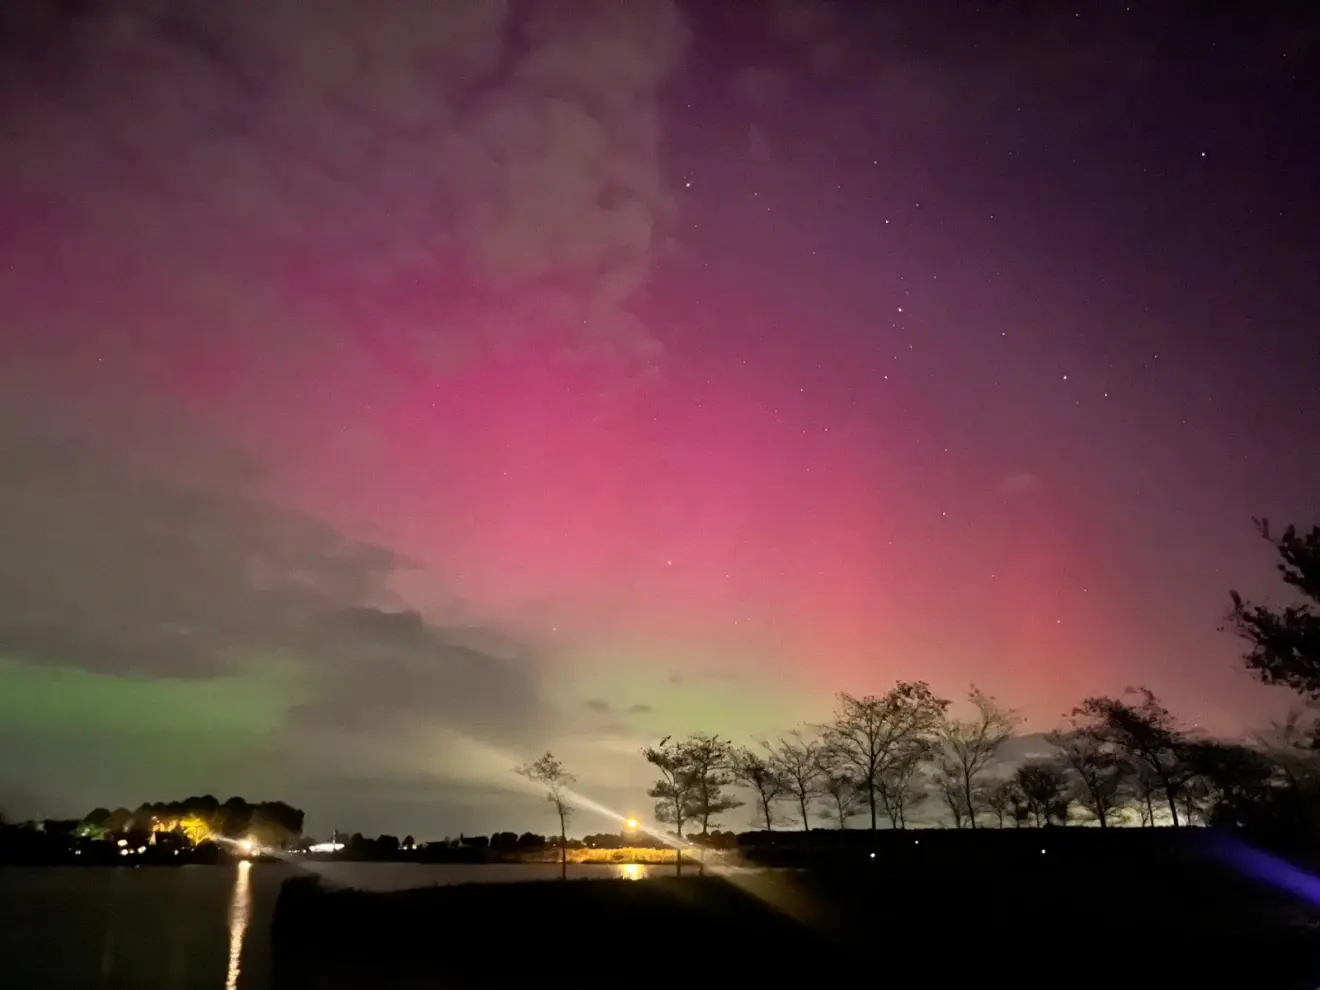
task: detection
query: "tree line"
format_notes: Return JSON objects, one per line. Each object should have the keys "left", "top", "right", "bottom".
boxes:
{"left": 520, "top": 520, "right": 1320, "bottom": 843}
{"left": 76, "top": 795, "right": 305, "bottom": 848}
{"left": 641, "top": 683, "right": 1320, "bottom": 835}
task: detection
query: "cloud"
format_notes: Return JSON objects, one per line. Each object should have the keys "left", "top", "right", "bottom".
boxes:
{"left": 0, "top": 364, "right": 551, "bottom": 808}
{"left": 291, "top": 608, "right": 543, "bottom": 735}
{"left": 0, "top": 0, "right": 690, "bottom": 371}
{"left": 0, "top": 372, "right": 391, "bottom": 678}
{"left": 279, "top": 606, "right": 550, "bottom": 783}
{"left": 582, "top": 699, "right": 651, "bottom": 716}
{"left": 0, "top": 0, "right": 696, "bottom": 824}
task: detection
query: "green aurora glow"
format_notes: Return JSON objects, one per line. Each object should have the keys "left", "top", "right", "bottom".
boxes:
{"left": 0, "top": 656, "right": 305, "bottom": 813}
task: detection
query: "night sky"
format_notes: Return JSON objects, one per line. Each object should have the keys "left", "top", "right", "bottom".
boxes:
{"left": 1, "top": 0, "right": 1317, "bottom": 837}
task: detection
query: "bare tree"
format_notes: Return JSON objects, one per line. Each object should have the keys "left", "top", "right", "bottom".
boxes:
{"left": 982, "top": 778, "right": 1019, "bottom": 828}
{"left": 765, "top": 731, "right": 825, "bottom": 832}
{"left": 821, "top": 771, "right": 863, "bottom": 829}
{"left": 1073, "top": 689, "right": 1192, "bottom": 826}
{"left": 733, "top": 748, "right": 787, "bottom": 831}
{"left": 1046, "top": 729, "right": 1125, "bottom": 828}
{"left": 516, "top": 752, "right": 575, "bottom": 879}
{"left": 1015, "top": 761, "right": 1070, "bottom": 827}
{"left": 935, "top": 772, "right": 969, "bottom": 828}
{"left": 1126, "top": 763, "right": 1162, "bottom": 826}
{"left": 936, "top": 687, "right": 1021, "bottom": 829}
{"left": 1176, "top": 774, "right": 1212, "bottom": 826}
{"left": 823, "top": 684, "right": 949, "bottom": 830}
{"left": 876, "top": 740, "right": 929, "bottom": 829}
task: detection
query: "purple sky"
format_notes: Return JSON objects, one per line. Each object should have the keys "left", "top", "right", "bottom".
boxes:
{"left": 0, "top": 0, "right": 1317, "bottom": 836}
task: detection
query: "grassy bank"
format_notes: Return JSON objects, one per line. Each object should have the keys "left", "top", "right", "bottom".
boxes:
{"left": 272, "top": 829, "right": 1320, "bottom": 989}
{"left": 520, "top": 845, "right": 725, "bottom": 865}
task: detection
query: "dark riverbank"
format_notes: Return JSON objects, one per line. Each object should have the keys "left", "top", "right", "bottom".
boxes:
{"left": 272, "top": 829, "right": 1320, "bottom": 989}
{"left": 0, "top": 862, "right": 678, "bottom": 990}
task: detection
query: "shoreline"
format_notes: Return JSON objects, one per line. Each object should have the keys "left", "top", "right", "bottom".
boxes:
{"left": 0, "top": 847, "right": 734, "bottom": 868}
{"left": 269, "top": 837, "right": 1320, "bottom": 989}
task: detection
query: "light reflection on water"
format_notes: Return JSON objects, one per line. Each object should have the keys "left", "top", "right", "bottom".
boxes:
{"left": 3, "top": 861, "right": 758, "bottom": 988}
{"left": 224, "top": 860, "right": 252, "bottom": 990}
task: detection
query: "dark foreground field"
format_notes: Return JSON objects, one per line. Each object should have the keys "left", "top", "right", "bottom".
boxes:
{"left": 272, "top": 829, "right": 1320, "bottom": 990}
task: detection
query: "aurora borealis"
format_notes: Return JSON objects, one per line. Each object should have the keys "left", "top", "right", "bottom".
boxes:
{"left": 1, "top": 1, "right": 1317, "bottom": 836}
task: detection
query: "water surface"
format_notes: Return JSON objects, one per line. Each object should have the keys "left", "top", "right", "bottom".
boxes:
{"left": 0, "top": 861, "right": 657, "bottom": 989}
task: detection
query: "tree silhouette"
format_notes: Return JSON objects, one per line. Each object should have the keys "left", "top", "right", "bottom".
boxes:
{"left": 1073, "top": 689, "right": 1191, "bottom": 826}
{"left": 645, "top": 734, "right": 740, "bottom": 875}
{"left": 72, "top": 796, "right": 301, "bottom": 848}
{"left": 76, "top": 808, "right": 111, "bottom": 838}
{"left": 982, "top": 779, "right": 1019, "bottom": 828}
{"left": 1015, "top": 762, "right": 1070, "bottom": 826}
{"left": 516, "top": 752, "right": 575, "bottom": 879}
{"left": 1046, "top": 728, "right": 1126, "bottom": 828}
{"left": 682, "top": 734, "right": 743, "bottom": 836}
{"left": 936, "top": 771, "right": 969, "bottom": 828}
{"left": 936, "top": 687, "right": 1020, "bottom": 828}
{"left": 1254, "top": 710, "right": 1320, "bottom": 790}
{"left": 876, "top": 741, "right": 928, "bottom": 829}
{"left": 765, "top": 731, "right": 825, "bottom": 832}
{"left": 1239, "top": 714, "right": 1320, "bottom": 839}
{"left": 821, "top": 771, "right": 862, "bottom": 829}
{"left": 103, "top": 808, "right": 132, "bottom": 834}
{"left": 1008, "top": 787, "right": 1033, "bottom": 827}
{"left": 733, "top": 748, "right": 786, "bottom": 831}
{"left": 1231, "top": 521, "right": 1320, "bottom": 697}
{"left": 1128, "top": 764, "right": 1164, "bottom": 826}
{"left": 823, "top": 684, "right": 948, "bottom": 830}
{"left": 643, "top": 736, "right": 700, "bottom": 842}
{"left": 1184, "top": 739, "right": 1277, "bottom": 828}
